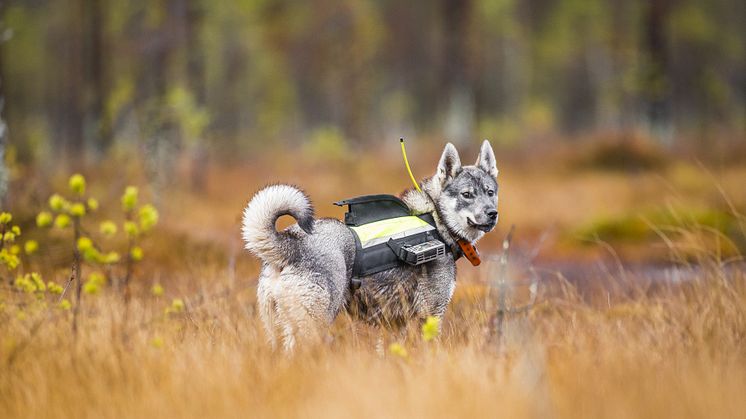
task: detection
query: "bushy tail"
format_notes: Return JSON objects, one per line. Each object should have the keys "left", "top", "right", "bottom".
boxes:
{"left": 241, "top": 184, "right": 314, "bottom": 264}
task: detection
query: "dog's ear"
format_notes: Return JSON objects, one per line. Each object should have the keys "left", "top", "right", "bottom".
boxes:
{"left": 475, "top": 140, "right": 498, "bottom": 179}
{"left": 436, "top": 142, "right": 462, "bottom": 186}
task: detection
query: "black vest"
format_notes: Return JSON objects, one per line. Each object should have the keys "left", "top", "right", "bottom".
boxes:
{"left": 335, "top": 195, "right": 459, "bottom": 279}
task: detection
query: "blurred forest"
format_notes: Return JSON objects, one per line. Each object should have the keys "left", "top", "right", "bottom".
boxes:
{"left": 4, "top": 4, "right": 746, "bottom": 417}
{"left": 0, "top": 0, "right": 743, "bottom": 174}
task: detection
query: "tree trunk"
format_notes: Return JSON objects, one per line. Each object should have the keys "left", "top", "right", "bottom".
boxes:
{"left": 186, "top": 0, "right": 208, "bottom": 191}
{"left": 60, "top": 0, "right": 86, "bottom": 162}
{"left": 643, "top": 0, "right": 673, "bottom": 146}
{"left": 0, "top": 50, "right": 8, "bottom": 207}
{"left": 86, "top": 0, "right": 111, "bottom": 157}
{"left": 442, "top": 0, "right": 474, "bottom": 145}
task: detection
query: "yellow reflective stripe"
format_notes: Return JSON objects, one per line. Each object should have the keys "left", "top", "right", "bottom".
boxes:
{"left": 350, "top": 216, "right": 431, "bottom": 244}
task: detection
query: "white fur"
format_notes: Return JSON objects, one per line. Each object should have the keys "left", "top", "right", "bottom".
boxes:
{"left": 258, "top": 265, "right": 331, "bottom": 352}
{"left": 241, "top": 185, "right": 310, "bottom": 261}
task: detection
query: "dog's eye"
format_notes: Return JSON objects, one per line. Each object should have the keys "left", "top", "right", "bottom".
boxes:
{"left": 487, "top": 190, "right": 494, "bottom": 197}
{"left": 461, "top": 191, "right": 473, "bottom": 199}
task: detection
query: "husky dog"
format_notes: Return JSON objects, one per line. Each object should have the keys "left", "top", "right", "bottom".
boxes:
{"left": 242, "top": 141, "right": 499, "bottom": 351}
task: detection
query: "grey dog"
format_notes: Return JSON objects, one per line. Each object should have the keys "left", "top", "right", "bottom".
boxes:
{"left": 242, "top": 141, "right": 499, "bottom": 351}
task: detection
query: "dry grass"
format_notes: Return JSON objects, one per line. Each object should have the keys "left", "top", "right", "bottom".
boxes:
{"left": 2, "top": 154, "right": 746, "bottom": 418}
{"left": 1, "top": 261, "right": 744, "bottom": 419}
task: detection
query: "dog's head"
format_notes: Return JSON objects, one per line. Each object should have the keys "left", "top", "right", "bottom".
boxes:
{"left": 431, "top": 140, "right": 499, "bottom": 242}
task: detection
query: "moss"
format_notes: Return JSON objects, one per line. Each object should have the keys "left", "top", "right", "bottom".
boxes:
{"left": 579, "top": 215, "right": 652, "bottom": 243}
{"left": 578, "top": 208, "right": 740, "bottom": 244}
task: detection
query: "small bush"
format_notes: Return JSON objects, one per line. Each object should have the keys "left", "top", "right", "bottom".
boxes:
{"left": 575, "top": 133, "right": 667, "bottom": 171}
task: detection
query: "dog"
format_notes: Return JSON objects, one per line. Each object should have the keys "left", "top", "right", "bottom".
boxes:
{"left": 242, "top": 141, "right": 499, "bottom": 351}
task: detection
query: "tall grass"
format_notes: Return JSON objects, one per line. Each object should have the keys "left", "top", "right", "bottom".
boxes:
{"left": 2, "top": 160, "right": 745, "bottom": 418}
{"left": 1, "top": 248, "right": 744, "bottom": 418}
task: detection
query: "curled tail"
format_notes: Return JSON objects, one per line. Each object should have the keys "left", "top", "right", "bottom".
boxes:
{"left": 241, "top": 184, "right": 314, "bottom": 264}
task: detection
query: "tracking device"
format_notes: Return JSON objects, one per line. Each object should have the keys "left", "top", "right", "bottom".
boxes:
{"left": 397, "top": 239, "right": 447, "bottom": 265}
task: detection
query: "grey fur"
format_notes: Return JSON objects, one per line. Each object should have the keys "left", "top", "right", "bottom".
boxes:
{"left": 242, "top": 141, "right": 499, "bottom": 351}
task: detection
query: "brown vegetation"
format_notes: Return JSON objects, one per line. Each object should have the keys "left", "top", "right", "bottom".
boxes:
{"left": 1, "top": 257, "right": 744, "bottom": 418}
{"left": 1, "top": 156, "right": 745, "bottom": 418}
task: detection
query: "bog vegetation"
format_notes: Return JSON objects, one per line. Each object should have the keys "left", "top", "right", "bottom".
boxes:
{"left": 1, "top": 157, "right": 745, "bottom": 418}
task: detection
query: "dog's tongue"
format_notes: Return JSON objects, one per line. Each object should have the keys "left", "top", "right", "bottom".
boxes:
{"left": 457, "top": 240, "right": 481, "bottom": 266}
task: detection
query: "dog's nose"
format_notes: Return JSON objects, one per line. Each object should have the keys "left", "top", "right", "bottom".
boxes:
{"left": 487, "top": 210, "right": 498, "bottom": 220}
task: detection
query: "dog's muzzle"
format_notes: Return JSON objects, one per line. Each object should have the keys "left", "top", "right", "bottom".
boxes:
{"left": 468, "top": 218, "right": 495, "bottom": 232}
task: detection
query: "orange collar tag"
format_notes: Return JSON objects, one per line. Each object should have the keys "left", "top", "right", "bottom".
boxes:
{"left": 457, "top": 240, "right": 481, "bottom": 266}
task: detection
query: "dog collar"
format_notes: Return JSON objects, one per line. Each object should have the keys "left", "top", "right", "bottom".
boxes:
{"left": 457, "top": 240, "right": 481, "bottom": 266}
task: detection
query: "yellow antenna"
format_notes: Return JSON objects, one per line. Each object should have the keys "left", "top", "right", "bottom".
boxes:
{"left": 400, "top": 138, "right": 422, "bottom": 192}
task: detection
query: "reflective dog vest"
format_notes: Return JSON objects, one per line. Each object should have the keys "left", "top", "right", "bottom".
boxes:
{"left": 334, "top": 195, "right": 456, "bottom": 278}
{"left": 350, "top": 216, "right": 433, "bottom": 248}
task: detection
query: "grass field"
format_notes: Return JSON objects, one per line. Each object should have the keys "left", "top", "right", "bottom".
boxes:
{"left": 1, "top": 151, "right": 745, "bottom": 418}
